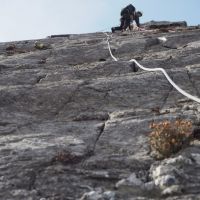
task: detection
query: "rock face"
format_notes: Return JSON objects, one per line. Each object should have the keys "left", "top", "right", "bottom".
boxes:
{"left": 0, "top": 21, "right": 200, "bottom": 199}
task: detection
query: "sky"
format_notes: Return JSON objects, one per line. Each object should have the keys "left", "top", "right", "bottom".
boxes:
{"left": 0, "top": 0, "right": 200, "bottom": 42}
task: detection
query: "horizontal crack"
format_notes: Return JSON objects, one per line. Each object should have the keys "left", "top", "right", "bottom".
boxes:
{"left": 72, "top": 113, "right": 109, "bottom": 122}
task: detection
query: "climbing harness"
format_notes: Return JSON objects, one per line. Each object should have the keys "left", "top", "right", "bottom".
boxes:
{"left": 104, "top": 32, "right": 200, "bottom": 104}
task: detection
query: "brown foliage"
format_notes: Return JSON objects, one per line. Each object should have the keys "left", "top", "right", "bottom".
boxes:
{"left": 52, "top": 151, "right": 82, "bottom": 164}
{"left": 149, "top": 119, "right": 193, "bottom": 158}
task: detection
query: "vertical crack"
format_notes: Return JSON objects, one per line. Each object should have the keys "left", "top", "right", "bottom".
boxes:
{"left": 92, "top": 115, "right": 110, "bottom": 152}
{"left": 129, "top": 62, "right": 139, "bottom": 72}
{"left": 54, "top": 91, "right": 76, "bottom": 117}
{"left": 160, "top": 85, "right": 173, "bottom": 110}
{"left": 28, "top": 170, "right": 36, "bottom": 190}
{"left": 186, "top": 69, "right": 200, "bottom": 97}
{"left": 54, "top": 80, "right": 90, "bottom": 116}
{"left": 94, "top": 123, "right": 105, "bottom": 148}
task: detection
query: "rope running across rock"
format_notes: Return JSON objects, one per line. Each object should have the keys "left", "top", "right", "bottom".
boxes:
{"left": 104, "top": 32, "right": 200, "bottom": 104}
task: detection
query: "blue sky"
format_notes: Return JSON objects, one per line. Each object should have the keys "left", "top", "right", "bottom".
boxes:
{"left": 0, "top": 0, "right": 200, "bottom": 42}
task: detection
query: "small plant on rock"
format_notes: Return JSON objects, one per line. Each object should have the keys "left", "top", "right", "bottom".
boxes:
{"left": 52, "top": 150, "right": 82, "bottom": 164}
{"left": 149, "top": 119, "right": 193, "bottom": 158}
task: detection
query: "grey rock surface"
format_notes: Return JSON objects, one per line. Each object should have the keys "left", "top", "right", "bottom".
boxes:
{"left": 0, "top": 22, "right": 200, "bottom": 199}
{"left": 143, "top": 21, "right": 187, "bottom": 29}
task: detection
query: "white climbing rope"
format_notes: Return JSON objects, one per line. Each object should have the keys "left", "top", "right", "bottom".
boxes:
{"left": 104, "top": 32, "right": 200, "bottom": 104}
{"left": 104, "top": 32, "right": 118, "bottom": 61}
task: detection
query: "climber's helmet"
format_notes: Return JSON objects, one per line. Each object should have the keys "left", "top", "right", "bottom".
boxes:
{"left": 136, "top": 11, "right": 143, "bottom": 17}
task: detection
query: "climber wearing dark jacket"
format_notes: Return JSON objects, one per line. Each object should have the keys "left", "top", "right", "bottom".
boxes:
{"left": 111, "top": 4, "right": 142, "bottom": 33}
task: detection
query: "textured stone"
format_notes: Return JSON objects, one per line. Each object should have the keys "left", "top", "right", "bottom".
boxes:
{"left": 144, "top": 21, "right": 187, "bottom": 29}
{"left": 80, "top": 190, "right": 115, "bottom": 200}
{"left": 0, "top": 22, "right": 200, "bottom": 199}
{"left": 162, "top": 185, "right": 183, "bottom": 196}
{"left": 115, "top": 173, "right": 143, "bottom": 188}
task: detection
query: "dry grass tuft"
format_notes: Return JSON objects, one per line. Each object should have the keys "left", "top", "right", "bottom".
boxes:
{"left": 149, "top": 119, "right": 193, "bottom": 158}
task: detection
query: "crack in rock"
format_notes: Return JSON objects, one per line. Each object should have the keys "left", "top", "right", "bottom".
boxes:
{"left": 92, "top": 114, "right": 110, "bottom": 152}
{"left": 93, "top": 123, "right": 105, "bottom": 153}
{"left": 35, "top": 74, "right": 47, "bottom": 84}
{"left": 54, "top": 81, "right": 90, "bottom": 117}
{"left": 186, "top": 69, "right": 200, "bottom": 97}
{"left": 72, "top": 112, "right": 110, "bottom": 122}
{"left": 160, "top": 85, "right": 174, "bottom": 110}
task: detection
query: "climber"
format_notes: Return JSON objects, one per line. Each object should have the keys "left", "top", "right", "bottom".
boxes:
{"left": 111, "top": 4, "right": 142, "bottom": 33}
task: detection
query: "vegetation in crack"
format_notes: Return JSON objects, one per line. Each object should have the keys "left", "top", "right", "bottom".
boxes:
{"left": 149, "top": 119, "right": 193, "bottom": 159}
